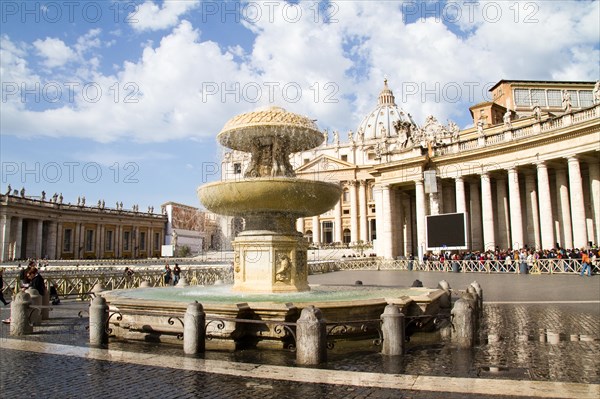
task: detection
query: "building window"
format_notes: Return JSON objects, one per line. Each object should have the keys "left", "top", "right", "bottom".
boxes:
{"left": 370, "top": 219, "right": 377, "bottom": 241}
{"left": 531, "top": 89, "right": 546, "bottom": 107}
{"left": 304, "top": 158, "right": 310, "bottom": 164}
{"left": 105, "top": 230, "right": 114, "bottom": 251}
{"left": 322, "top": 221, "right": 333, "bottom": 244}
{"left": 342, "top": 189, "right": 349, "bottom": 203}
{"left": 154, "top": 232, "right": 160, "bottom": 251}
{"left": 123, "top": 231, "right": 130, "bottom": 251}
{"left": 343, "top": 209, "right": 350, "bottom": 215}
{"left": 85, "top": 230, "right": 94, "bottom": 252}
{"left": 567, "top": 90, "right": 579, "bottom": 107}
{"left": 233, "top": 163, "right": 242, "bottom": 174}
{"left": 514, "top": 89, "right": 530, "bottom": 106}
{"left": 63, "top": 229, "right": 73, "bottom": 252}
{"left": 343, "top": 229, "right": 351, "bottom": 244}
{"left": 341, "top": 155, "right": 348, "bottom": 162}
{"left": 140, "top": 232, "right": 146, "bottom": 251}
{"left": 547, "top": 90, "right": 562, "bottom": 107}
{"left": 579, "top": 90, "right": 593, "bottom": 107}
{"left": 305, "top": 230, "right": 313, "bottom": 242}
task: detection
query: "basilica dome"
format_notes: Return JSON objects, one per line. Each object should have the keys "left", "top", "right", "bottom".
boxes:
{"left": 356, "top": 79, "right": 417, "bottom": 140}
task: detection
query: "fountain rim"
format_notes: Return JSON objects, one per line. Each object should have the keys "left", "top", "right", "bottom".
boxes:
{"left": 197, "top": 178, "right": 342, "bottom": 218}
{"left": 217, "top": 106, "right": 324, "bottom": 152}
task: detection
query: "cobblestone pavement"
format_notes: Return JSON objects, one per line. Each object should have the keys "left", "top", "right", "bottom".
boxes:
{"left": 0, "top": 272, "right": 598, "bottom": 399}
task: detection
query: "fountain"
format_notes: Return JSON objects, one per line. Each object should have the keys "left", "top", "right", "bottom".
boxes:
{"left": 101, "top": 107, "right": 446, "bottom": 348}
{"left": 198, "top": 106, "right": 341, "bottom": 293}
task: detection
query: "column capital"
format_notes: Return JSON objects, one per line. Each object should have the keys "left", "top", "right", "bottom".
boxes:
{"left": 359, "top": 180, "right": 368, "bottom": 187}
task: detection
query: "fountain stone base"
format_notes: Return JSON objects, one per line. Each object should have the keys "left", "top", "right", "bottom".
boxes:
{"left": 233, "top": 231, "right": 309, "bottom": 293}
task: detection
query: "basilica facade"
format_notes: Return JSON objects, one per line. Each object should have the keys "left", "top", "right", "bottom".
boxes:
{"left": 221, "top": 79, "right": 600, "bottom": 259}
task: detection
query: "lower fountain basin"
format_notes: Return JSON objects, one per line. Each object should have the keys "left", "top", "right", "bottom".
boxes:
{"left": 102, "top": 285, "right": 447, "bottom": 347}
{"left": 197, "top": 178, "right": 342, "bottom": 217}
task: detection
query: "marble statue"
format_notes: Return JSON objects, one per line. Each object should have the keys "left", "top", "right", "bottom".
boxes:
{"left": 562, "top": 90, "right": 572, "bottom": 113}
{"left": 5, "top": 185, "right": 11, "bottom": 195}
{"left": 41, "top": 191, "right": 46, "bottom": 201}
{"left": 275, "top": 253, "right": 292, "bottom": 283}
{"left": 593, "top": 81, "right": 600, "bottom": 105}
{"left": 533, "top": 105, "right": 542, "bottom": 121}
{"left": 20, "top": 187, "right": 25, "bottom": 197}
{"left": 503, "top": 110, "right": 512, "bottom": 129}
{"left": 333, "top": 130, "right": 339, "bottom": 146}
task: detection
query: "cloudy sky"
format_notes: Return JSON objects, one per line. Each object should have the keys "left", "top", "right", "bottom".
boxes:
{"left": 1, "top": 0, "right": 598, "bottom": 210}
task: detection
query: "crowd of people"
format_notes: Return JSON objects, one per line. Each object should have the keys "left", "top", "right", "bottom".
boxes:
{"left": 421, "top": 246, "right": 599, "bottom": 276}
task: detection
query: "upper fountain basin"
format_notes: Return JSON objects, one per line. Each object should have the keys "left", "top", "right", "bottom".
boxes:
{"left": 218, "top": 106, "right": 324, "bottom": 152}
{"left": 198, "top": 178, "right": 341, "bottom": 217}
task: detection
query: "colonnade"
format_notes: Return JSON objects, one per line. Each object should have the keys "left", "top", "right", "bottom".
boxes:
{"left": 372, "top": 156, "right": 599, "bottom": 259}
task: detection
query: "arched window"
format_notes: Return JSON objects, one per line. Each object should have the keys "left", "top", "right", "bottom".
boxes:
{"left": 343, "top": 229, "right": 351, "bottom": 244}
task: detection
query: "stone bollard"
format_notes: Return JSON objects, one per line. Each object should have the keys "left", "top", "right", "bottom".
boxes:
{"left": 437, "top": 280, "right": 451, "bottom": 309}
{"left": 183, "top": 301, "right": 206, "bottom": 355}
{"left": 451, "top": 298, "right": 475, "bottom": 348}
{"left": 470, "top": 281, "right": 484, "bottom": 317}
{"left": 139, "top": 280, "right": 151, "bottom": 288}
{"left": 26, "top": 288, "right": 42, "bottom": 326}
{"left": 10, "top": 292, "right": 33, "bottom": 336}
{"left": 296, "top": 305, "right": 327, "bottom": 366}
{"left": 381, "top": 304, "right": 405, "bottom": 356}
{"left": 89, "top": 296, "right": 109, "bottom": 346}
{"left": 42, "top": 283, "right": 50, "bottom": 320}
{"left": 91, "top": 283, "right": 105, "bottom": 298}
{"left": 466, "top": 286, "right": 480, "bottom": 333}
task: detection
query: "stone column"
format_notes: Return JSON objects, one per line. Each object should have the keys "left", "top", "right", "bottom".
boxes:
{"left": 0, "top": 214, "right": 10, "bottom": 262}
{"left": 46, "top": 221, "right": 57, "bottom": 260}
{"left": 455, "top": 177, "right": 469, "bottom": 249}
{"left": 349, "top": 181, "right": 359, "bottom": 243}
{"left": 556, "top": 169, "right": 573, "bottom": 249}
{"left": 588, "top": 162, "right": 600, "bottom": 246}
{"left": 536, "top": 162, "right": 555, "bottom": 250}
{"left": 496, "top": 177, "right": 510, "bottom": 250}
{"left": 35, "top": 219, "right": 43, "bottom": 258}
{"left": 296, "top": 217, "right": 305, "bottom": 235}
{"left": 469, "top": 182, "right": 482, "bottom": 251}
{"left": 480, "top": 173, "right": 495, "bottom": 251}
{"left": 375, "top": 184, "right": 394, "bottom": 259}
{"left": 415, "top": 179, "right": 426, "bottom": 257}
{"left": 359, "top": 181, "right": 369, "bottom": 243}
{"left": 507, "top": 168, "right": 524, "bottom": 249}
{"left": 455, "top": 177, "right": 466, "bottom": 213}
{"left": 567, "top": 156, "right": 588, "bottom": 248}
{"left": 524, "top": 172, "right": 541, "bottom": 249}
{"left": 312, "top": 216, "right": 320, "bottom": 246}
{"left": 100, "top": 224, "right": 106, "bottom": 258}
{"left": 55, "top": 222, "right": 63, "bottom": 259}
{"left": 402, "top": 196, "right": 413, "bottom": 256}
{"left": 334, "top": 197, "right": 342, "bottom": 243}
{"left": 14, "top": 217, "right": 22, "bottom": 260}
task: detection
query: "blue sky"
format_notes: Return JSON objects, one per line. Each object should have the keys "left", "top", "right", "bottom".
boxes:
{"left": 1, "top": 0, "right": 599, "bottom": 210}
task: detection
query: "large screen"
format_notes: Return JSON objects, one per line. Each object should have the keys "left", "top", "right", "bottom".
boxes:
{"left": 426, "top": 212, "right": 467, "bottom": 250}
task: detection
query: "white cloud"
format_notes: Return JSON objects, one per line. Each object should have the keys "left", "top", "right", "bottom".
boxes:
{"left": 32, "top": 37, "right": 76, "bottom": 68}
{"left": 2, "top": 1, "right": 598, "bottom": 144}
{"left": 131, "top": 0, "right": 200, "bottom": 32}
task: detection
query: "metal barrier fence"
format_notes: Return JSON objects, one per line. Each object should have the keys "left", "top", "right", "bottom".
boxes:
{"left": 307, "top": 258, "right": 593, "bottom": 274}
{"left": 2, "top": 266, "right": 234, "bottom": 299}
{"left": 1, "top": 258, "right": 593, "bottom": 299}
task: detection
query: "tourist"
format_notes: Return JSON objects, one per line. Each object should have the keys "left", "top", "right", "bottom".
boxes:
{"left": 50, "top": 284, "right": 61, "bottom": 305}
{"left": 580, "top": 250, "right": 592, "bottom": 277}
{"left": 163, "top": 264, "right": 172, "bottom": 285}
{"left": 173, "top": 264, "right": 181, "bottom": 285}
{"left": 0, "top": 268, "right": 9, "bottom": 306}
{"left": 28, "top": 267, "right": 46, "bottom": 296}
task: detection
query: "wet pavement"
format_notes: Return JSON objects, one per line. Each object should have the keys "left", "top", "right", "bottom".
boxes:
{"left": 0, "top": 271, "right": 598, "bottom": 398}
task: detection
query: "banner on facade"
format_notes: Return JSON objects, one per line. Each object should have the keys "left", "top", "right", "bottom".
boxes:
{"left": 423, "top": 170, "right": 437, "bottom": 193}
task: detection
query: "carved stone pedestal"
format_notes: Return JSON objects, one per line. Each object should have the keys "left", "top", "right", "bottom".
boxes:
{"left": 232, "top": 232, "right": 309, "bottom": 293}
